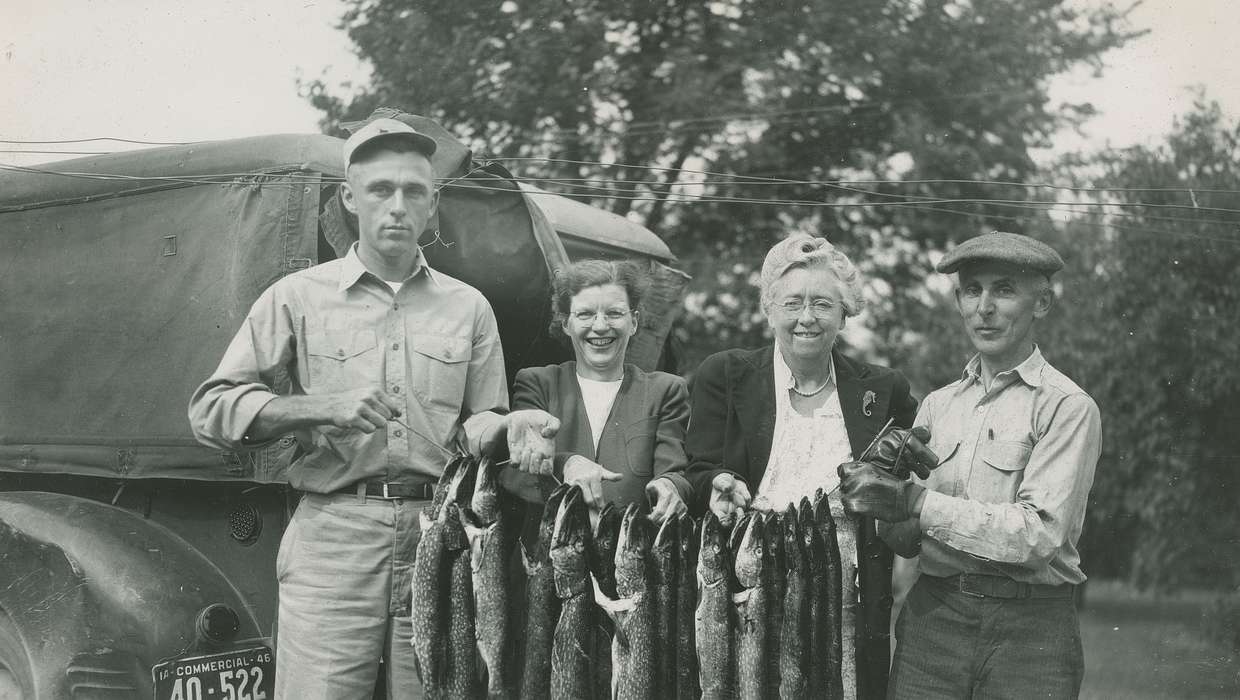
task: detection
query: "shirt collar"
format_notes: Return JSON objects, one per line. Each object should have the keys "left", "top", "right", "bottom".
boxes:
{"left": 960, "top": 344, "right": 1046, "bottom": 388}
{"left": 336, "top": 243, "right": 440, "bottom": 292}
{"left": 773, "top": 345, "right": 836, "bottom": 392}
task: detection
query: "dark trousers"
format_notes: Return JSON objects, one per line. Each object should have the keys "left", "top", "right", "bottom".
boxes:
{"left": 888, "top": 575, "right": 1083, "bottom": 700}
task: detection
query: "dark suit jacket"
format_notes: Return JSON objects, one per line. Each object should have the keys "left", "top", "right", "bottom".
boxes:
{"left": 502, "top": 361, "right": 692, "bottom": 509}
{"left": 680, "top": 344, "right": 917, "bottom": 700}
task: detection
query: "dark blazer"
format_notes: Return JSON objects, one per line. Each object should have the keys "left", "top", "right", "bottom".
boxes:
{"left": 680, "top": 344, "right": 917, "bottom": 700}
{"left": 502, "top": 361, "right": 692, "bottom": 509}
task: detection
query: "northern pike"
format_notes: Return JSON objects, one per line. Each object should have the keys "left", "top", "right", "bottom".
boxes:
{"left": 814, "top": 488, "right": 844, "bottom": 700}
{"left": 695, "top": 512, "right": 734, "bottom": 700}
{"left": 592, "top": 502, "right": 623, "bottom": 598}
{"left": 674, "top": 513, "right": 700, "bottom": 700}
{"left": 652, "top": 514, "right": 679, "bottom": 695}
{"left": 409, "top": 455, "right": 467, "bottom": 694}
{"left": 733, "top": 513, "right": 768, "bottom": 700}
{"left": 800, "top": 496, "right": 829, "bottom": 698}
{"left": 778, "top": 505, "right": 809, "bottom": 700}
{"left": 605, "top": 504, "right": 656, "bottom": 700}
{"left": 463, "top": 456, "right": 513, "bottom": 698}
{"left": 763, "top": 510, "right": 786, "bottom": 700}
{"left": 549, "top": 486, "right": 595, "bottom": 700}
{"left": 521, "top": 483, "right": 571, "bottom": 700}
{"left": 590, "top": 502, "right": 623, "bottom": 700}
{"left": 442, "top": 500, "right": 480, "bottom": 699}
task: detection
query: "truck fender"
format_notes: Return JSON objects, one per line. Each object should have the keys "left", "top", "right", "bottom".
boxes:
{"left": 0, "top": 492, "right": 263, "bottom": 699}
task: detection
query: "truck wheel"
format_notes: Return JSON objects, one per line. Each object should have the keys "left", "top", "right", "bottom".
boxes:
{"left": 0, "top": 608, "right": 33, "bottom": 699}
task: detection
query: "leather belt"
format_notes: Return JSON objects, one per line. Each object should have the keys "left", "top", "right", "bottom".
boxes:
{"left": 336, "top": 478, "right": 436, "bottom": 501}
{"left": 928, "top": 573, "right": 1075, "bottom": 600}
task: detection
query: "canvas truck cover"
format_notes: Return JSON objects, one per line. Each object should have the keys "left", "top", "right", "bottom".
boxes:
{"left": 0, "top": 126, "right": 687, "bottom": 484}
{"left": 0, "top": 132, "right": 575, "bottom": 483}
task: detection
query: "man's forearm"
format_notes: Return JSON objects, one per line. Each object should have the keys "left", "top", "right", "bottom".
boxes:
{"left": 246, "top": 395, "right": 331, "bottom": 442}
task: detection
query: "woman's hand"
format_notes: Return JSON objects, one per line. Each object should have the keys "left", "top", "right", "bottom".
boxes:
{"left": 645, "top": 478, "right": 688, "bottom": 524}
{"left": 709, "top": 472, "right": 751, "bottom": 526}
{"left": 562, "top": 455, "right": 622, "bottom": 508}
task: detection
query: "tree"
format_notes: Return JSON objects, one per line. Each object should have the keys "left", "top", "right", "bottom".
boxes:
{"left": 1041, "top": 101, "right": 1240, "bottom": 589}
{"left": 303, "top": 0, "right": 1136, "bottom": 373}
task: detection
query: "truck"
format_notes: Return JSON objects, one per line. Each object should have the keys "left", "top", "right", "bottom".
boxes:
{"left": 0, "top": 114, "right": 687, "bottom": 699}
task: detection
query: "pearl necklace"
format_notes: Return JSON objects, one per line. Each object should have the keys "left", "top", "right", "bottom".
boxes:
{"left": 789, "top": 379, "right": 830, "bottom": 397}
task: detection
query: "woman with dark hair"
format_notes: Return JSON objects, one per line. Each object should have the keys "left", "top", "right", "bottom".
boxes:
{"left": 500, "top": 259, "right": 692, "bottom": 521}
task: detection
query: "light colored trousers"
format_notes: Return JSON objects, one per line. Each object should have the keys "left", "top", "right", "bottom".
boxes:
{"left": 274, "top": 492, "right": 428, "bottom": 700}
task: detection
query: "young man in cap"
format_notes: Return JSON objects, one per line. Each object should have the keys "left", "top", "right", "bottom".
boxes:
{"left": 189, "top": 117, "right": 560, "bottom": 699}
{"left": 838, "top": 231, "right": 1102, "bottom": 698}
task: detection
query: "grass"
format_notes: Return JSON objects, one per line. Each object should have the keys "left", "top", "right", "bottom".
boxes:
{"left": 1080, "top": 580, "right": 1240, "bottom": 699}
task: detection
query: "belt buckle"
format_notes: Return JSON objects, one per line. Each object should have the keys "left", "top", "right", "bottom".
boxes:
{"left": 381, "top": 482, "right": 393, "bottom": 499}
{"left": 958, "top": 575, "right": 986, "bottom": 598}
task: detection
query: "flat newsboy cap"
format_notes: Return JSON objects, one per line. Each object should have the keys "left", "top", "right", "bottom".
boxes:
{"left": 935, "top": 231, "right": 1064, "bottom": 276}
{"left": 342, "top": 117, "right": 437, "bottom": 166}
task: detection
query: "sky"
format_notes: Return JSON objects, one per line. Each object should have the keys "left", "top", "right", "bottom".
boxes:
{"left": 2, "top": 0, "right": 1239, "bottom": 167}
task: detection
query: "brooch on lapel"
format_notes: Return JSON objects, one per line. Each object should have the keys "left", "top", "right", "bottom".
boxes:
{"left": 862, "top": 390, "right": 877, "bottom": 417}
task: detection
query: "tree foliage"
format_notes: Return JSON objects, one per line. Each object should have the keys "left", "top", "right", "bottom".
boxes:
{"left": 304, "top": 0, "right": 1135, "bottom": 375}
{"left": 1042, "top": 101, "right": 1240, "bottom": 589}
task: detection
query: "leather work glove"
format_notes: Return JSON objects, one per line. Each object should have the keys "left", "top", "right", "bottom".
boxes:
{"left": 863, "top": 426, "right": 939, "bottom": 479}
{"left": 837, "top": 460, "right": 924, "bottom": 522}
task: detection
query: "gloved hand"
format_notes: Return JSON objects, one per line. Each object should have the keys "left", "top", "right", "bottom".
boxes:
{"left": 863, "top": 426, "right": 939, "bottom": 479}
{"left": 838, "top": 460, "right": 924, "bottom": 522}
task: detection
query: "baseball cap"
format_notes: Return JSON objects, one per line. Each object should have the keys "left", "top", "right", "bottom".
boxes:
{"left": 341, "top": 118, "right": 438, "bottom": 167}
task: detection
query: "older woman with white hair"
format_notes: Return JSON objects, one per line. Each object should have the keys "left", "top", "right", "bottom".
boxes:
{"left": 650, "top": 233, "right": 917, "bottom": 699}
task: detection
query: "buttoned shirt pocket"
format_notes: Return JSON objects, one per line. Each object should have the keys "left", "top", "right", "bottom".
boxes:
{"left": 409, "top": 334, "right": 470, "bottom": 412}
{"left": 623, "top": 416, "right": 659, "bottom": 477}
{"left": 305, "top": 327, "right": 379, "bottom": 391}
{"left": 972, "top": 439, "right": 1033, "bottom": 504}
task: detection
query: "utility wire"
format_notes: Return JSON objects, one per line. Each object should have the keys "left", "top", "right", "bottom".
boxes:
{"left": 4, "top": 162, "right": 1237, "bottom": 242}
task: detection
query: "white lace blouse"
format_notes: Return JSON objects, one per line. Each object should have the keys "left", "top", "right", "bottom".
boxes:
{"left": 753, "top": 346, "right": 860, "bottom": 700}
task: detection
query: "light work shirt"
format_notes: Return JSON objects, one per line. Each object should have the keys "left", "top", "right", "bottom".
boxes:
{"left": 884, "top": 346, "right": 1101, "bottom": 585}
{"left": 188, "top": 244, "right": 507, "bottom": 493}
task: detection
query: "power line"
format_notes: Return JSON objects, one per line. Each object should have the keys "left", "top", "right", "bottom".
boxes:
{"left": 0, "top": 137, "right": 191, "bottom": 145}
{"left": 4, "top": 162, "right": 1236, "bottom": 244}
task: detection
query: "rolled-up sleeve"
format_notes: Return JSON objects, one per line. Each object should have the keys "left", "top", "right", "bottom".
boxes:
{"left": 918, "top": 393, "right": 1102, "bottom": 567}
{"left": 187, "top": 288, "right": 290, "bottom": 450}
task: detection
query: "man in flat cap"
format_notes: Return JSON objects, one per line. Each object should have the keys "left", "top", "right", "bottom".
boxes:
{"left": 838, "top": 231, "right": 1102, "bottom": 698}
{"left": 189, "top": 115, "right": 560, "bottom": 698}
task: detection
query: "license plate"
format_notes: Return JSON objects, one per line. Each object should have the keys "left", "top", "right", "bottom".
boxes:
{"left": 151, "top": 645, "right": 274, "bottom": 700}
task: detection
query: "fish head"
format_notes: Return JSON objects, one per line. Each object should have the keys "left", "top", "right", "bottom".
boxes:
{"left": 615, "top": 503, "right": 652, "bottom": 596}
{"left": 429, "top": 454, "right": 466, "bottom": 519}
{"left": 762, "top": 510, "right": 785, "bottom": 573}
{"left": 677, "top": 513, "right": 698, "bottom": 562}
{"left": 447, "top": 456, "right": 478, "bottom": 512}
{"left": 652, "top": 512, "right": 679, "bottom": 565}
{"left": 531, "top": 482, "right": 572, "bottom": 560}
{"left": 728, "top": 512, "right": 751, "bottom": 553}
{"left": 798, "top": 499, "right": 817, "bottom": 552}
{"left": 813, "top": 488, "right": 838, "bottom": 537}
{"left": 733, "top": 512, "right": 766, "bottom": 588}
{"left": 440, "top": 501, "right": 468, "bottom": 549}
{"left": 551, "top": 486, "right": 589, "bottom": 559}
{"left": 590, "top": 500, "right": 623, "bottom": 596}
{"left": 783, "top": 504, "right": 806, "bottom": 572}
{"left": 697, "top": 512, "right": 728, "bottom": 583}
{"left": 470, "top": 455, "right": 501, "bottom": 524}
